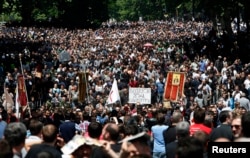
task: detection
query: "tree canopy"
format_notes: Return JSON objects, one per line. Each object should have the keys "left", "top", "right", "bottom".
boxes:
{"left": 0, "top": 0, "right": 249, "bottom": 34}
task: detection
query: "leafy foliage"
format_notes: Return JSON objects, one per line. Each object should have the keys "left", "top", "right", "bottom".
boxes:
{"left": 0, "top": 0, "right": 248, "bottom": 34}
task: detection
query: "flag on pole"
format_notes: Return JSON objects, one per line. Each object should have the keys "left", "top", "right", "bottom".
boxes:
{"left": 107, "top": 79, "right": 120, "bottom": 105}
{"left": 15, "top": 83, "right": 20, "bottom": 119}
{"left": 78, "top": 72, "right": 88, "bottom": 102}
{"left": 17, "top": 75, "right": 28, "bottom": 106}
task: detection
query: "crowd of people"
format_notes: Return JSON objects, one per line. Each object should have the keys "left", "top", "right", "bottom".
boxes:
{"left": 0, "top": 19, "right": 250, "bottom": 158}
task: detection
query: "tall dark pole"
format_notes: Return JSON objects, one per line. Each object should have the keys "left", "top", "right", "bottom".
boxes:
{"left": 236, "top": 0, "right": 240, "bottom": 34}
{"left": 192, "top": 0, "right": 195, "bottom": 19}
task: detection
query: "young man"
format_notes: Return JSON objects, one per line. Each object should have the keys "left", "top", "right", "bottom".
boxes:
{"left": 25, "top": 119, "right": 43, "bottom": 151}
{"left": 190, "top": 108, "right": 211, "bottom": 136}
{"left": 25, "top": 124, "right": 62, "bottom": 158}
{"left": 209, "top": 110, "right": 233, "bottom": 142}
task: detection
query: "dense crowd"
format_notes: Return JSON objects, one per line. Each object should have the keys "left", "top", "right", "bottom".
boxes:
{"left": 0, "top": 20, "right": 250, "bottom": 158}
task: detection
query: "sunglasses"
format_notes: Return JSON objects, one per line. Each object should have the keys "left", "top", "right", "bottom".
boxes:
{"left": 231, "top": 125, "right": 241, "bottom": 129}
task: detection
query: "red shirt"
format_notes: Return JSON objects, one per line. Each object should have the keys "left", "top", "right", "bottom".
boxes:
{"left": 129, "top": 80, "right": 138, "bottom": 87}
{"left": 189, "top": 123, "right": 212, "bottom": 136}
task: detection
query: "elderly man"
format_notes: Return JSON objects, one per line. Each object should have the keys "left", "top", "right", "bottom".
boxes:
{"left": 4, "top": 122, "right": 27, "bottom": 158}
{"left": 238, "top": 93, "right": 250, "bottom": 112}
{"left": 166, "top": 121, "right": 191, "bottom": 158}
{"left": 231, "top": 115, "right": 242, "bottom": 139}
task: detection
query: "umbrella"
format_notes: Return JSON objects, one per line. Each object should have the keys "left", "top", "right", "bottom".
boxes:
{"left": 143, "top": 42, "right": 154, "bottom": 47}
{"left": 59, "top": 50, "right": 71, "bottom": 62}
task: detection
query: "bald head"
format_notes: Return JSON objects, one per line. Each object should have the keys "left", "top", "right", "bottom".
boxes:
{"left": 103, "top": 123, "right": 120, "bottom": 142}
{"left": 42, "top": 124, "right": 58, "bottom": 143}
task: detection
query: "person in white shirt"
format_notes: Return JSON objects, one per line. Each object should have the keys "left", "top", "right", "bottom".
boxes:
{"left": 221, "top": 63, "right": 229, "bottom": 84}
{"left": 167, "top": 45, "right": 174, "bottom": 54}
{"left": 190, "top": 59, "right": 199, "bottom": 71}
{"left": 25, "top": 119, "right": 43, "bottom": 151}
{"left": 1, "top": 87, "right": 14, "bottom": 110}
{"left": 198, "top": 79, "right": 212, "bottom": 97}
{"left": 244, "top": 74, "right": 250, "bottom": 97}
{"left": 232, "top": 85, "right": 243, "bottom": 102}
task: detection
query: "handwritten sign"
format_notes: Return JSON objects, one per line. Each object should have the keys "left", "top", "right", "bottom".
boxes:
{"left": 129, "top": 88, "right": 151, "bottom": 104}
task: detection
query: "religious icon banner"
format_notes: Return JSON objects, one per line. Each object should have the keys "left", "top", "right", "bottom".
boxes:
{"left": 164, "top": 72, "right": 185, "bottom": 102}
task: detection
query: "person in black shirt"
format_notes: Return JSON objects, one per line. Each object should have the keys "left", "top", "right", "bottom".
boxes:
{"left": 209, "top": 110, "right": 234, "bottom": 142}
{"left": 163, "top": 111, "right": 183, "bottom": 154}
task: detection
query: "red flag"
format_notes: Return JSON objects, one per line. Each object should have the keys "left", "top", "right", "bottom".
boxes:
{"left": 164, "top": 72, "right": 185, "bottom": 102}
{"left": 17, "top": 75, "right": 28, "bottom": 106}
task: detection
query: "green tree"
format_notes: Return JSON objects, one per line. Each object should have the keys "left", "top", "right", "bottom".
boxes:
{"left": 19, "top": 0, "right": 33, "bottom": 25}
{"left": 32, "top": 1, "right": 61, "bottom": 23}
{"left": 0, "top": 0, "right": 249, "bottom": 34}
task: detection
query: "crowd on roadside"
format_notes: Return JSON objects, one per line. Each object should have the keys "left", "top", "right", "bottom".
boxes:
{"left": 0, "top": 19, "right": 250, "bottom": 158}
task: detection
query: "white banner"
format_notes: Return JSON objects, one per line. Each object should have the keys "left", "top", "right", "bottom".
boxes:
{"left": 107, "top": 79, "right": 120, "bottom": 105}
{"left": 128, "top": 88, "right": 151, "bottom": 104}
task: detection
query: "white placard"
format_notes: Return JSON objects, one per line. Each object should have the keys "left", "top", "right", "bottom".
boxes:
{"left": 128, "top": 88, "right": 151, "bottom": 104}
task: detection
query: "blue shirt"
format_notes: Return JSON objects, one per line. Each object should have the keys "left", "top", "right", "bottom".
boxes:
{"left": 96, "top": 115, "right": 108, "bottom": 125}
{"left": 0, "top": 120, "right": 7, "bottom": 139}
{"left": 199, "top": 60, "right": 206, "bottom": 72}
{"left": 152, "top": 124, "right": 169, "bottom": 152}
{"left": 156, "top": 81, "right": 165, "bottom": 94}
